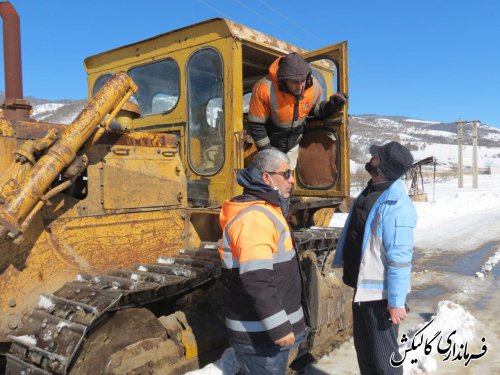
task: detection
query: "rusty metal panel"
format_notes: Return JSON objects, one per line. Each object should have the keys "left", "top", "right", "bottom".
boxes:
{"left": 98, "top": 131, "right": 178, "bottom": 148}
{"left": 0, "top": 208, "right": 186, "bottom": 342}
{"left": 0, "top": 118, "right": 15, "bottom": 137}
{"left": 101, "top": 143, "right": 185, "bottom": 211}
{"left": 225, "top": 19, "right": 305, "bottom": 55}
{"left": 102, "top": 158, "right": 183, "bottom": 210}
{"left": 0, "top": 216, "right": 78, "bottom": 343}
{"left": 0, "top": 73, "right": 137, "bottom": 238}
{"left": 12, "top": 121, "right": 67, "bottom": 139}
{"left": 48, "top": 210, "right": 186, "bottom": 271}
{"left": 0, "top": 136, "right": 16, "bottom": 174}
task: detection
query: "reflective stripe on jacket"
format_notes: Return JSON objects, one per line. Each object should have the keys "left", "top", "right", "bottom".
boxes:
{"left": 219, "top": 199, "right": 305, "bottom": 344}
{"left": 333, "top": 179, "right": 417, "bottom": 307}
{"left": 248, "top": 56, "right": 322, "bottom": 152}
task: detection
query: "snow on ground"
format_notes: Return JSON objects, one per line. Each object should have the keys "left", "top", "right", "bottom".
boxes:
{"left": 397, "top": 300, "right": 485, "bottom": 374}
{"left": 410, "top": 144, "right": 500, "bottom": 168}
{"left": 309, "top": 174, "right": 500, "bottom": 374}
{"left": 410, "top": 129, "right": 457, "bottom": 139}
{"left": 186, "top": 347, "right": 240, "bottom": 375}
{"left": 413, "top": 175, "right": 500, "bottom": 250}
{"left": 188, "top": 174, "right": 500, "bottom": 375}
{"left": 353, "top": 143, "right": 500, "bottom": 169}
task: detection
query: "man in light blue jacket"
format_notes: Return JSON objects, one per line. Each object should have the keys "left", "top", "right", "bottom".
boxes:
{"left": 334, "top": 141, "right": 417, "bottom": 375}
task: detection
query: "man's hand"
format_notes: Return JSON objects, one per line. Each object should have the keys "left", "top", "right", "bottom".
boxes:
{"left": 388, "top": 306, "right": 407, "bottom": 325}
{"left": 274, "top": 332, "right": 295, "bottom": 347}
{"left": 329, "top": 92, "right": 348, "bottom": 108}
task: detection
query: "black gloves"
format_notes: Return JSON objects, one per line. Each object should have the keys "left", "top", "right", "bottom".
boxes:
{"left": 321, "top": 92, "right": 348, "bottom": 117}
{"left": 329, "top": 92, "right": 347, "bottom": 110}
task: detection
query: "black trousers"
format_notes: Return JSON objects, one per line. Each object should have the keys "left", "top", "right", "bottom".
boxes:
{"left": 352, "top": 300, "right": 403, "bottom": 375}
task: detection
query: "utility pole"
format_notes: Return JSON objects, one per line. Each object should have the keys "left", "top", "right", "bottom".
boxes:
{"left": 457, "top": 118, "right": 463, "bottom": 188}
{"left": 472, "top": 120, "right": 479, "bottom": 188}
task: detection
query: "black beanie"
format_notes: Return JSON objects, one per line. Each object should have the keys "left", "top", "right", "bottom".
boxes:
{"left": 369, "top": 141, "right": 414, "bottom": 180}
{"left": 277, "top": 52, "right": 311, "bottom": 81}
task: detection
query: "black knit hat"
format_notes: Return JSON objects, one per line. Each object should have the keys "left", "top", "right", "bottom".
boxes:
{"left": 277, "top": 52, "right": 311, "bottom": 81}
{"left": 369, "top": 141, "right": 414, "bottom": 180}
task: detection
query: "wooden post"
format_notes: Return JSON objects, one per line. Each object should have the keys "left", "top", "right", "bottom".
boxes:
{"left": 472, "top": 121, "right": 478, "bottom": 188}
{"left": 457, "top": 118, "right": 463, "bottom": 188}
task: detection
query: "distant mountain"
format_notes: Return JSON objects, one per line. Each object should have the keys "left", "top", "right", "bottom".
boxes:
{"left": 30, "top": 100, "right": 87, "bottom": 124}
{"left": 351, "top": 115, "right": 500, "bottom": 147}
{"left": 0, "top": 92, "right": 87, "bottom": 124}
{"left": 2, "top": 93, "right": 499, "bottom": 169}
{"left": 349, "top": 115, "right": 500, "bottom": 169}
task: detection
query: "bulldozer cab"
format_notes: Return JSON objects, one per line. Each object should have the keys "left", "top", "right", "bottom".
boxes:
{"left": 1, "top": 11, "right": 354, "bottom": 373}
{"left": 84, "top": 18, "right": 349, "bottom": 212}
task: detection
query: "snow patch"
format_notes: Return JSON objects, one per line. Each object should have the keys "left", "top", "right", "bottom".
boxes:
{"left": 56, "top": 321, "right": 69, "bottom": 332}
{"left": 13, "top": 335, "right": 37, "bottom": 346}
{"left": 475, "top": 248, "right": 500, "bottom": 280}
{"left": 42, "top": 329, "right": 53, "bottom": 342}
{"left": 38, "top": 295, "right": 55, "bottom": 310}
{"left": 185, "top": 347, "right": 240, "bottom": 375}
{"left": 158, "top": 257, "right": 175, "bottom": 264}
{"left": 31, "top": 103, "right": 65, "bottom": 116}
{"left": 400, "top": 301, "right": 482, "bottom": 374}
{"left": 404, "top": 118, "right": 441, "bottom": 124}
{"left": 330, "top": 212, "right": 348, "bottom": 228}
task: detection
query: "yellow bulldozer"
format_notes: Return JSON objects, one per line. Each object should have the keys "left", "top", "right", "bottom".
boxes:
{"left": 0, "top": 2, "right": 353, "bottom": 373}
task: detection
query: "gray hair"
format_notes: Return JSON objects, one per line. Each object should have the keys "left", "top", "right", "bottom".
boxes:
{"left": 253, "top": 149, "right": 290, "bottom": 173}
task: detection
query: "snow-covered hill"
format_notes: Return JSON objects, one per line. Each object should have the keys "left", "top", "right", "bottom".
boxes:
{"left": 350, "top": 115, "right": 500, "bottom": 169}
{"left": 30, "top": 101, "right": 87, "bottom": 124}
{"left": 3, "top": 93, "right": 500, "bottom": 168}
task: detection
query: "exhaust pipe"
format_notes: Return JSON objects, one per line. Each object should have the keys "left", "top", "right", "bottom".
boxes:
{"left": 0, "top": 1, "right": 31, "bottom": 120}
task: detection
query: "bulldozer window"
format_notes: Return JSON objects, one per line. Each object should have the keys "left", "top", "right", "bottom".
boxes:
{"left": 310, "top": 58, "right": 338, "bottom": 96}
{"left": 187, "top": 48, "right": 225, "bottom": 175}
{"left": 311, "top": 69, "right": 327, "bottom": 102}
{"left": 243, "top": 92, "right": 252, "bottom": 114}
{"left": 128, "top": 59, "right": 180, "bottom": 115}
{"left": 92, "top": 74, "right": 112, "bottom": 96}
{"left": 91, "top": 59, "right": 180, "bottom": 116}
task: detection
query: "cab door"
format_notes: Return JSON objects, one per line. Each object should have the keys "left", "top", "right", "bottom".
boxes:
{"left": 294, "top": 41, "right": 349, "bottom": 199}
{"left": 184, "top": 38, "right": 240, "bottom": 209}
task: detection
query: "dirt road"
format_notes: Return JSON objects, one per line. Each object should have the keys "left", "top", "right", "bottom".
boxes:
{"left": 304, "top": 239, "right": 500, "bottom": 375}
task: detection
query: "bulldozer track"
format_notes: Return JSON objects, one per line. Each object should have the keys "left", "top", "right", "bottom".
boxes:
{"left": 5, "top": 242, "right": 221, "bottom": 375}
{"left": 5, "top": 227, "right": 341, "bottom": 375}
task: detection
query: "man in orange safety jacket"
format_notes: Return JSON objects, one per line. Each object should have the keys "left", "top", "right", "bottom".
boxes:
{"left": 219, "top": 149, "right": 305, "bottom": 374}
{"left": 248, "top": 52, "right": 347, "bottom": 169}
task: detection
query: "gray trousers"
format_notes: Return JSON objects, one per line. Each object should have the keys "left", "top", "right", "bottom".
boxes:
{"left": 352, "top": 300, "right": 403, "bottom": 375}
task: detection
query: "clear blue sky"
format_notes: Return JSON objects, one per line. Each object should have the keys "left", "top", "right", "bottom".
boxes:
{"left": 1, "top": 0, "right": 499, "bottom": 128}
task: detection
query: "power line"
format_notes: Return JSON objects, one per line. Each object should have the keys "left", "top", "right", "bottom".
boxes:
{"left": 196, "top": 0, "right": 232, "bottom": 19}
{"left": 198, "top": 0, "right": 321, "bottom": 48}
{"left": 228, "top": 0, "right": 301, "bottom": 43}
{"left": 255, "top": 0, "right": 325, "bottom": 45}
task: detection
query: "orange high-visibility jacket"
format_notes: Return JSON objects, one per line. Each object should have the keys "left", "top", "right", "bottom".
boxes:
{"left": 248, "top": 56, "right": 323, "bottom": 152}
{"left": 218, "top": 199, "right": 305, "bottom": 344}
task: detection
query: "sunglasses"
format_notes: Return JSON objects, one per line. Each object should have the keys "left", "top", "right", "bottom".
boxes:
{"left": 266, "top": 169, "right": 292, "bottom": 179}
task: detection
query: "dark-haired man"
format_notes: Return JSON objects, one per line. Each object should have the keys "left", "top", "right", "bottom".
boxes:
{"left": 248, "top": 52, "right": 347, "bottom": 169}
